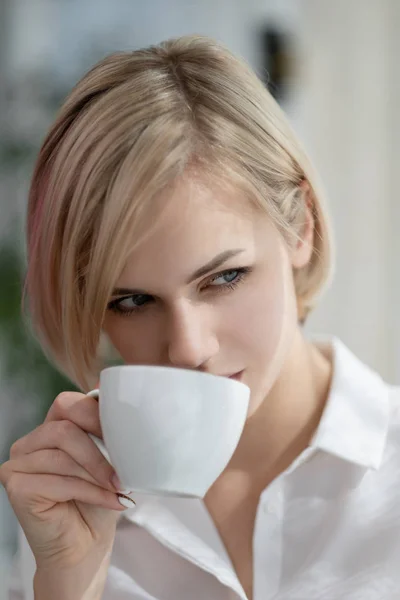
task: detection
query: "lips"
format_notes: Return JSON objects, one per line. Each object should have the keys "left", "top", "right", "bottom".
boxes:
{"left": 228, "top": 370, "right": 244, "bottom": 382}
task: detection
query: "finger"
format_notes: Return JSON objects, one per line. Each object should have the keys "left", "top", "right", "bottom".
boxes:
{"left": 3, "top": 472, "right": 133, "bottom": 513}
{"left": 45, "top": 392, "right": 103, "bottom": 438}
{"left": 9, "top": 421, "right": 118, "bottom": 492}
{"left": 3, "top": 449, "right": 101, "bottom": 488}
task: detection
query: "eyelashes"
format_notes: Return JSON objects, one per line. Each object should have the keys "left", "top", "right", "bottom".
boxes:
{"left": 106, "top": 266, "right": 252, "bottom": 317}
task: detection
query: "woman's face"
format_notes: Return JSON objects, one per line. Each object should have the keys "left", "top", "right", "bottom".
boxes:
{"left": 103, "top": 175, "right": 312, "bottom": 417}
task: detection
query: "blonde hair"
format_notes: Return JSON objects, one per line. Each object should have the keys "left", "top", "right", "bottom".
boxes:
{"left": 26, "top": 34, "right": 334, "bottom": 390}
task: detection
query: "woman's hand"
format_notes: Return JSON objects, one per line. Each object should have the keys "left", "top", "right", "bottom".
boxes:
{"left": 0, "top": 391, "right": 135, "bottom": 599}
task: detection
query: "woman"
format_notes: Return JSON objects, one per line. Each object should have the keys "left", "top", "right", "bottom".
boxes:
{"left": 1, "top": 35, "right": 399, "bottom": 600}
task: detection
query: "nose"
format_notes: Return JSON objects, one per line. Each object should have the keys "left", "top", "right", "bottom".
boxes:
{"left": 166, "top": 301, "right": 219, "bottom": 370}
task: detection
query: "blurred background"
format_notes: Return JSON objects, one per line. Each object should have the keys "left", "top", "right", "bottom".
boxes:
{"left": 0, "top": 0, "right": 399, "bottom": 597}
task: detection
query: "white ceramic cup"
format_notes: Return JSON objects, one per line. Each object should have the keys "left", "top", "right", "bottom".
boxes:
{"left": 87, "top": 365, "right": 250, "bottom": 498}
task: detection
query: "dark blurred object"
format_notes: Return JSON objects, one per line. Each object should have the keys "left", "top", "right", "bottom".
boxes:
{"left": 0, "top": 139, "right": 36, "bottom": 168}
{"left": 259, "top": 25, "right": 293, "bottom": 104}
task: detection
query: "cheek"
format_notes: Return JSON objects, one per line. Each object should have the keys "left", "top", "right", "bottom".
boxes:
{"left": 103, "top": 316, "right": 159, "bottom": 364}
{"left": 226, "top": 266, "right": 288, "bottom": 359}
{"left": 236, "top": 261, "right": 298, "bottom": 414}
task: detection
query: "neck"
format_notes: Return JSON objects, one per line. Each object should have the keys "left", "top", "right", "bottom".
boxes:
{"left": 208, "top": 331, "right": 333, "bottom": 500}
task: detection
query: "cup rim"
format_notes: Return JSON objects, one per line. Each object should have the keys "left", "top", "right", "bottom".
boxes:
{"left": 100, "top": 364, "right": 250, "bottom": 391}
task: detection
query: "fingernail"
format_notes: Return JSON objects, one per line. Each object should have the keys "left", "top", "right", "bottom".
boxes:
{"left": 117, "top": 493, "right": 136, "bottom": 509}
{"left": 111, "top": 473, "right": 132, "bottom": 495}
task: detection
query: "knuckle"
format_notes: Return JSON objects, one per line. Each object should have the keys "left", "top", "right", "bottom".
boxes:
{"left": 9, "top": 439, "right": 22, "bottom": 459}
{"left": 50, "top": 448, "right": 69, "bottom": 470}
{"left": 3, "top": 472, "right": 24, "bottom": 501}
{"left": 53, "top": 391, "right": 74, "bottom": 411}
{"left": 54, "top": 419, "right": 77, "bottom": 439}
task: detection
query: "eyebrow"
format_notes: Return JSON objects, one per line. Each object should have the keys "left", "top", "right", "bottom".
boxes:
{"left": 185, "top": 248, "right": 246, "bottom": 283}
{"left": 111, "top": 248, "right": 246, "bottom": 297}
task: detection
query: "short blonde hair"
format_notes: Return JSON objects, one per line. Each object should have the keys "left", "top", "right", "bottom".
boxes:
{"left": 26, "top": 34, "right": 334, "bottom": 390}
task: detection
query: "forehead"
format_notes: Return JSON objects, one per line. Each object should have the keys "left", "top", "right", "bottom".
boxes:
{"left": 153, "top": 174, "right": 255, "bottom": 227}
{"left": 135, "top": 175, "right": 256, "bottom": 247}
{"left": 116, "top": 175, "right": 274, "bottom": 289}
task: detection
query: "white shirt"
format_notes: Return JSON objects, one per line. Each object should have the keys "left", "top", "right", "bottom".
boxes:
{"left": 7, "top": 338, "right": 400, "bottom": 600}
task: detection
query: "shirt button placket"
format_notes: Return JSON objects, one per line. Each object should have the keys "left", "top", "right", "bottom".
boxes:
{"left": 253, "top": 485, "right": 284, "bottom": 599}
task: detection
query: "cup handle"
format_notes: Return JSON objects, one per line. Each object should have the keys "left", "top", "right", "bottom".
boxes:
{"left": 86, "top": 389, "right": 112, "bottom": 464}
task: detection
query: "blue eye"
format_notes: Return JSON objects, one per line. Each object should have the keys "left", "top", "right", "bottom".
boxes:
{"left": 116, "top": 295, "right": 149, "bottom": 309}
{"left": 208, "top": 269, "right": 241, "bottom": 286}
{"left": 107, "top": 293, "right": 152, "bottom": 315}
{"left": 107, "top": 266, "right": 251, "bottom": 317}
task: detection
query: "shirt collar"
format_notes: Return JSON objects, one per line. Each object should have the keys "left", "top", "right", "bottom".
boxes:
{"left": 122, "top": 338, "right": 391, "bottom": 519}
{"left": 309, "top": 336, "right": 390, "bottom": 469}
{"left": 121, "top": 497, "right": 247, "bottom": 599}
{"left": 119, "top": 337, "right": 390, "bottom": 596}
